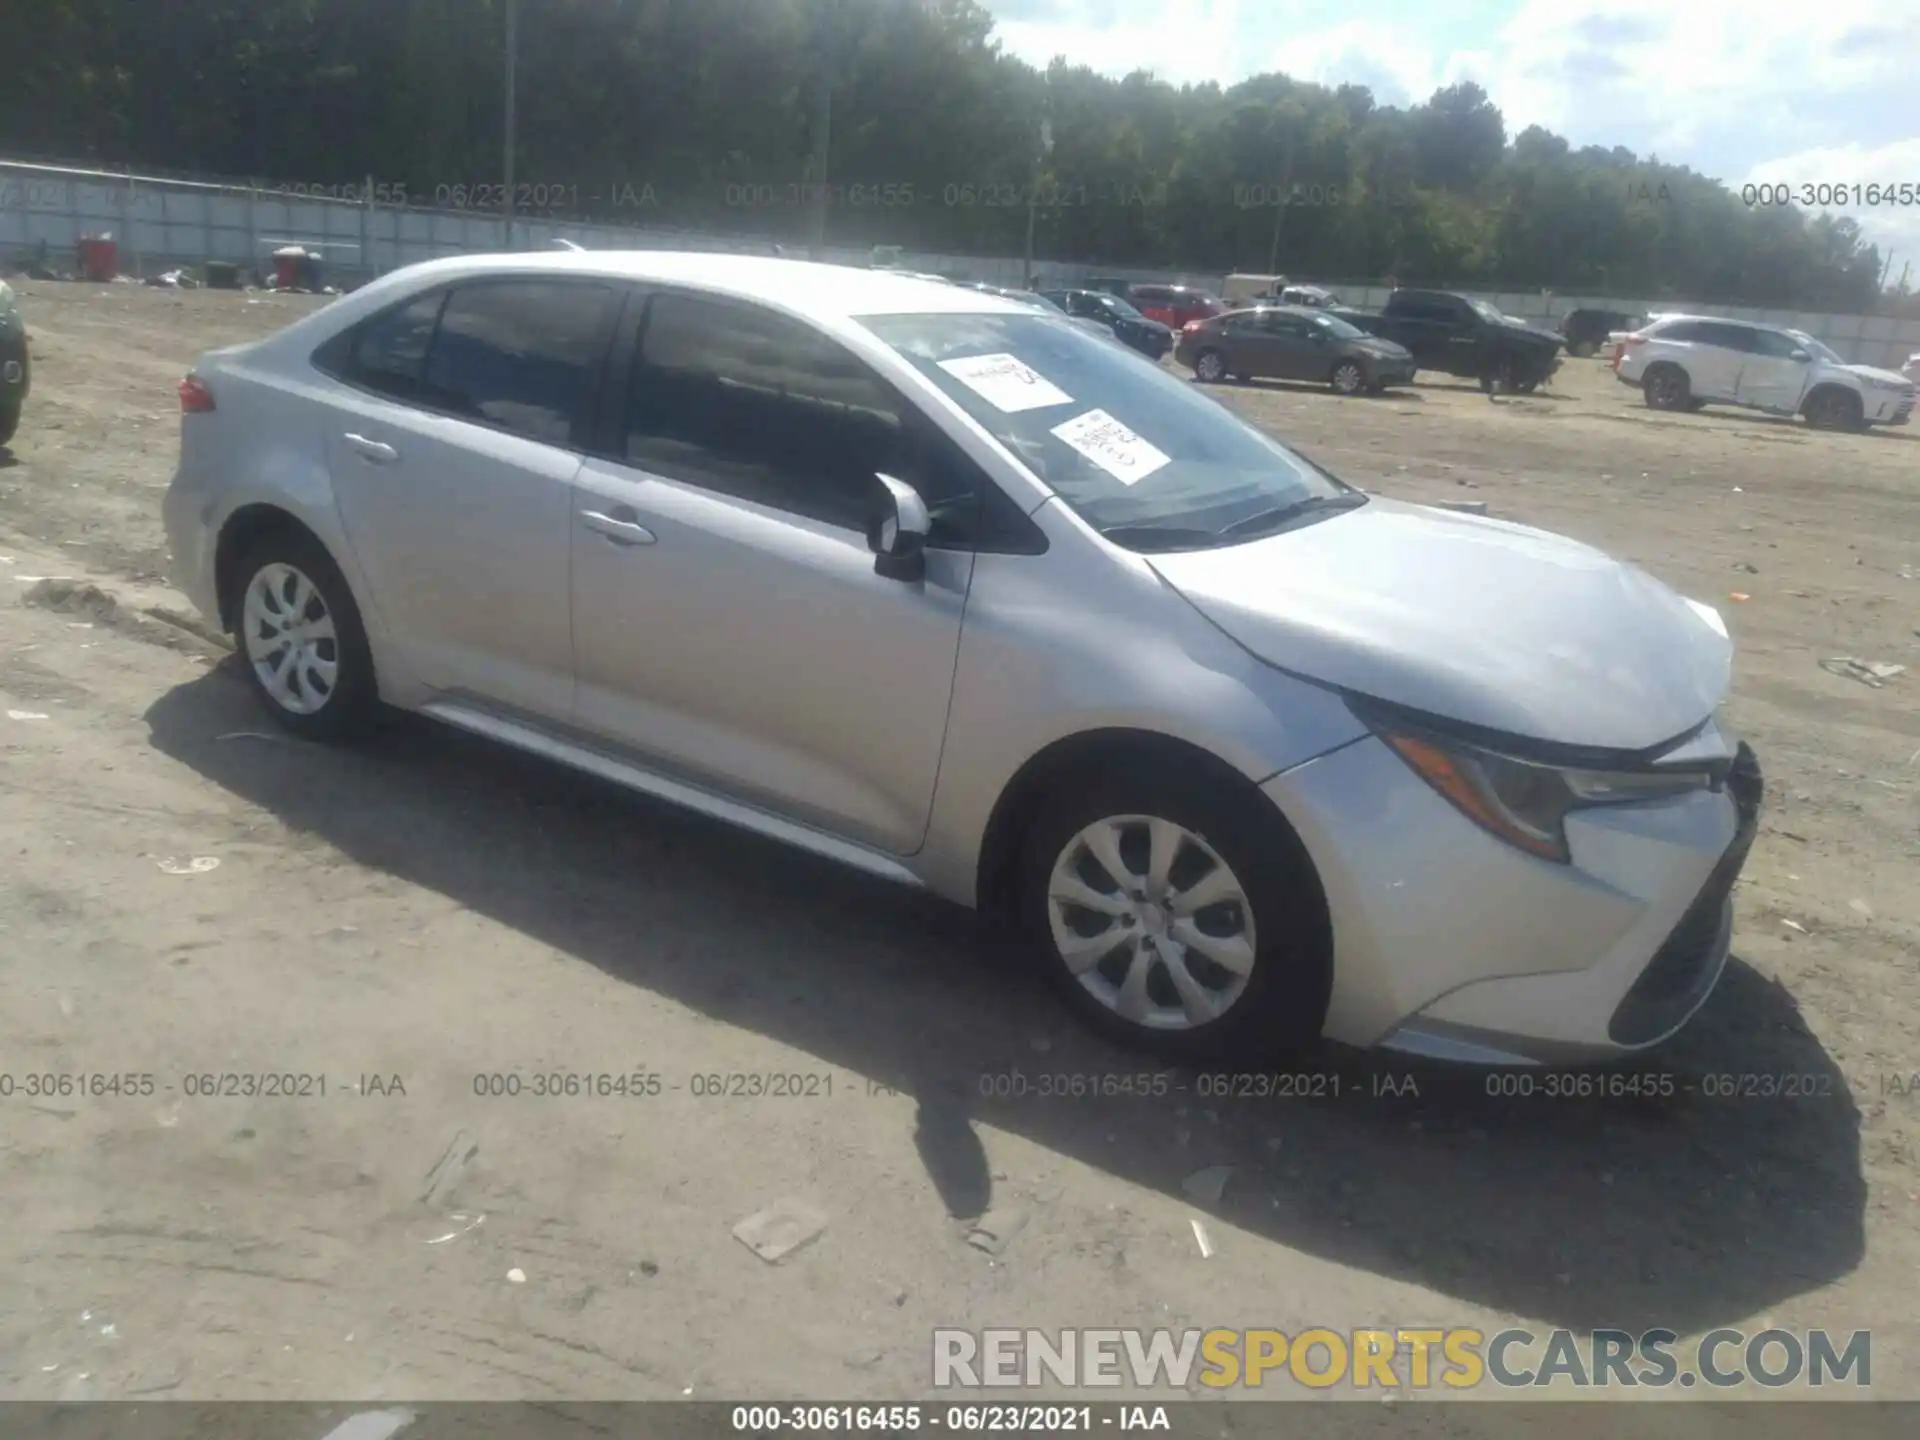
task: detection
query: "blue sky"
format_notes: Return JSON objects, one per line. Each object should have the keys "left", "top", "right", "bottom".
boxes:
{"left": 981, "top": 0, "right": 1920, "bottom": 273}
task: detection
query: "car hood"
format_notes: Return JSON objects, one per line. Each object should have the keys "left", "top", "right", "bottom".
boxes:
{"left": 1841, "top": 363, "right": 1915, "bottom": 387}
{"left": 1146, "top": 497, "right": 1731, "bottom": 752}
{"left": 1494, "top": 317, "right": 1564, "bottom": 349}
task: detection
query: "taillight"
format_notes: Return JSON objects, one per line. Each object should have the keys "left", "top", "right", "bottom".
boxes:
{"left": 1612, "top": 334, "right": 1644, "bottom": 373}
{"left": 178, "top": 374, "right": 215, "bottom": 413}
{"left": 1183, "top": 320, "right": 1204, "bottom": 334}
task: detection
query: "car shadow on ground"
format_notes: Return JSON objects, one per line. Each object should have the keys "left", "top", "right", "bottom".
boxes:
{"left": 146, "top": 668, "right": 1866, "bottom": 1336}
{"left": 1225, "top": 379, "right": 1431, "bottom": 403}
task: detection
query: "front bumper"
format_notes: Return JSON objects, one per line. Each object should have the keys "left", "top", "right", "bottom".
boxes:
{"left": 1867, "top": 390, "right": 1913, "bottom": 425}
{"left": 1264, "top": 733, "right": 1761, "bottom": 1065}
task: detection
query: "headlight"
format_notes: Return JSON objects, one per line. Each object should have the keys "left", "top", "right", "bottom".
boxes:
{"left": 1368, "top": 720, "right": 1715, "bottom": 863}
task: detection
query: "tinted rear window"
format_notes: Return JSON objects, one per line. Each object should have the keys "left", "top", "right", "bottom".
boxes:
{"left": 417, "top": 280, "right": 616, "bottom": 446}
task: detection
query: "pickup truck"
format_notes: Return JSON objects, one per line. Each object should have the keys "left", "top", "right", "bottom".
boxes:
{"left": 1330, "top": 288, "right": 1564, "bottom": 392}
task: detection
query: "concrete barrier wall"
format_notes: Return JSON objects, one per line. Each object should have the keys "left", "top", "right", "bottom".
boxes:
{"left": 6, "top": 158, "right": 1918, "bottom": 372}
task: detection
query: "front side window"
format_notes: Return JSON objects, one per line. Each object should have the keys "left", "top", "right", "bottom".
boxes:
{"left": 624, "top": 292, "right": 978, "bottom": 535}
{"left": 1697, "top": 323, "right": 1758, "bottom": 353}
{"left": 861, "top": 310, "right": 1354, "bottom": 551}
{"left": 418, "top": 280, "right": 616, "bottom": 445}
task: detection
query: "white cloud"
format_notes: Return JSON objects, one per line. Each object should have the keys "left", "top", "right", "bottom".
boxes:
{"left": 1742, "top": 138, "right": 1920, "bottom": 269}
{"left": 982, "top": 0, "right": 1920, "bottom": 261}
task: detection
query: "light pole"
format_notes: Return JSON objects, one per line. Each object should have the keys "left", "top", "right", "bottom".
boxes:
{"left": 503, "top": 0, "right": 518, "bottom": 247}
{"left": 808, "top": 0, "right": 839, "bottom": 260}
{"left": 1021, "top": 108, "right": 1053, "bottom": 286}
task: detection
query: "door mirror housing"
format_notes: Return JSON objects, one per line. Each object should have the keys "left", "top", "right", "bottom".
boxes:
{"left": 868, "top": 473, "right": 930, "bottom": 581}
{"left": 1788, "top": 348, "right": 1810, "bottom": 362}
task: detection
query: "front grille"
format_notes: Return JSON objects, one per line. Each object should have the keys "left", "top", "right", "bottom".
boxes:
{"left": 1607, "top": 743, "right": 1762, "bottom": 1046}
{"left": 1891, "top": 395, "right": 1914, "bottom": 423}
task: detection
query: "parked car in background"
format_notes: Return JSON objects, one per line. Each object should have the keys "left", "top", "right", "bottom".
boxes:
{"left": 1614, "top": 315, "right": 1915, "bottom": 431}
{"left": 164, "top": 250, "right": 1763, "bottom": 1066}
{"left": 1334, "top": 289, "right": 1562, "bottom": 393}
{"left": 959, "top": 282, "right": 1119, "bottom": 343}
{"left": 1085, "top": 276, "right": 1137, "bottom": 300}
{"left": 1130, "top": 284, "right": 1228, "bottom": 330}
{"left": 1558, "top": 308, "right": 1645, "bottom": 358}
{"left": 0, "top": 280, "right": 30, "bottom": 446}
{"left": 1041, "top": 288, "right": 1175, "bottom": 359}
{"left": 1223, "top": 273, "right": 1288, "bottom": 305}
{"left": 1177, "top": 305, "right": 1415, "bottom": 394}
{"left": 1903, "top": 352, "right": 1920, "bottom": 386}
{"left": 1277, "top": 284, "right": 1342, "bottom": 309}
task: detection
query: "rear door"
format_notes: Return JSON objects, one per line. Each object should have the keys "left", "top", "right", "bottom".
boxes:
{"left": 1215, "top": 311, "right": 1270, "bottom": 375}
{"left": 318, "top": 276, "right": 620, "bottom": 717}
{"left": 1679, "top": 322, "right": 1751, "bottom": 400}
{"left": 1132, "top": 286, "right": 1175, "bottom": 326}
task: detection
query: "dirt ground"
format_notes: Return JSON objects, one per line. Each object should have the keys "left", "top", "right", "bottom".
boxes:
{"left": 1, "top": 279, "right": 1917, "bottom": 1424}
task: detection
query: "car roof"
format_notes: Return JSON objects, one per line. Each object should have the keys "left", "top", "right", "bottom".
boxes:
{"left": 353, "top": 250, "right": 1024, "bottom": 319}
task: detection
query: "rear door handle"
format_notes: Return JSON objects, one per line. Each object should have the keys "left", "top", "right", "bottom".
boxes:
{"left": 343, "top": 433, "right": 398, "bottom": 464}
{"left": 581, "top": 509, "right": 656, "bottom": 546}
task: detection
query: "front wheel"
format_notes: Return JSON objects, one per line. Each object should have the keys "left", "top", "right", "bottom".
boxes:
{"left": 1016, "top": 769, "right": 1331, "bottom": 1064}
{"left": 1193, "top": 349, "right": 1227, "bottom": 383}
{"left": 232, "top": 531, "right": 379, "bottom": 741}
{"left": 1803, "top": 387, "right": 1866, "bottom": 432}
{"left": 1330, "top": 360, "right": 1366, "bottom": 395}
{"left": 1478, "top": 357, "right": 1514, "bottom": 395}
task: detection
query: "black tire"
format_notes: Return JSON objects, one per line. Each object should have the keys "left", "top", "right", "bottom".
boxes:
{"left": 0, "top": 401, "right": 18, "bottom": 447}
{"left": 1330, "top": 360, "right": 1366, "bottom": 395}
{"left": 1478, "top": 356, "right": 1514, "bottom": 395}
{"left": 230, "top": 529, "right": 379, "bottom": 742}
{"left": 1802, "top": 387, "right": 1866, "bottom": 432}
{"left": 1568, "top": 339, "right": 1597, "bottom": 359}
{"left": 1514, "top": 377, "right": 1540, "bottom": 395}
{"left": 1014, "top": 765, "right": 1332, "bottom": 1064}
{"left": 1642, "top": 363, "right": 1691, "bottom": 411}
{"left": 1192, "top": 348, "right": 1227, "bottom": 383}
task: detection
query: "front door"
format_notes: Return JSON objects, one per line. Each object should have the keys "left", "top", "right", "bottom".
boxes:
{"left": 320, "top": 276, "right": 619, "bottom": 718}
{"left": 1259, "top": 312, "right": 1326, "bottom": 380}
{"left": 1734, "top": 328, "right": 1814, "bottom": 413}
{"left": 568, "top": 290, "right": 974, "bottom": 854}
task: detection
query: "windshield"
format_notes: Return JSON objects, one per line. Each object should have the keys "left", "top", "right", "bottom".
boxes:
{"left": 1027, "top": 292, "right": 1068, "bottom": 313}
{"left": 1787, "top": 330, "right": 1842, "bottom": 364}
{"left": 859, "top": 312, "right": 1352, "bottom": 547}
{"left": 1311, "top": 312, "right": 1366, "bottom": 340}
{"left": 1467, "top": 297, "right": 1507, "bottom": 323}
{"left": 1098, "top": 294, "right": 1145, "bottom": 320}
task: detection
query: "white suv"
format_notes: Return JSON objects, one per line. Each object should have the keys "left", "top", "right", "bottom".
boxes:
{"left": 1614, "top": 314, "right": 1915, "bottom": 431}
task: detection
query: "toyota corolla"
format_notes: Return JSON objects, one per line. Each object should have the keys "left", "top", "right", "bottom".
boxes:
{"left": 164, "top": 252, "right": 1762, "bottom": 1065}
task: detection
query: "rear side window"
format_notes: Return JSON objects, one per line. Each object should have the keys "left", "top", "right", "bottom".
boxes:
{"left": 1696, "top": 323, "right": 1758, "bottom": 352}
{"left": 317, "top": 290, "right": 447, "bottom": 400}
{"left": 1654, "top": 320, "right": 1706, "bottom": 343}
{"left": 417, "top": 280, "right": 617, "bottom": 446}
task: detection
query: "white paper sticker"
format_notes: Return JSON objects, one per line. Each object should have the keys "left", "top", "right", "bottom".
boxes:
{"left": 938, "top": 353, "right": 1074, "bottom": 413}
{"left": 1049, "top": 409, "right": 1171, "bottom": 486}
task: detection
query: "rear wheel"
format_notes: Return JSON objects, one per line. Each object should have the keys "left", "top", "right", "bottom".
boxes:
{"left": 1643, "top": 364, "right": 1691, "bottom": 411}
{"left": 1802, "top": 386, "right": 1866, "bottom": 432}
{"left": 1330, "top": 360, "right": 1366, "bottom": 395}
{"left": 1193, "top": 349, "right": 1227, "bottom": 383}
{"left": 1478, "top": 356, "right": 1514, "bottom": 395}
{"left": 0, "top": 400, "right": 19, "bottom": 447}
{"left": 1016, "top": 768, "right": 1330, "bottom": 1064}
{"left": 232, "top": 531, "right": 379, "bottom": 742}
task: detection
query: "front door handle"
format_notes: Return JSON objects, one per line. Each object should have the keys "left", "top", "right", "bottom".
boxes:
{"left": 342, "top": 433, "right": 398, "bottom": 464}
{"left": 581, "top": 509, "right": 657, "bottom": 546}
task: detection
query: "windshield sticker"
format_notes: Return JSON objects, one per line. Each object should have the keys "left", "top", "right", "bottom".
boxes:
{"left": 1050, "top": 409, "right": 1170, "bottom": 486}
{"left": 937, "top": 353, "right": 1075, "bottom": 413}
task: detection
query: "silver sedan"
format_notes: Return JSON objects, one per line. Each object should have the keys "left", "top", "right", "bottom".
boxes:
{"left": 164, "top": 251, "right": 1762, "bottom": 1065}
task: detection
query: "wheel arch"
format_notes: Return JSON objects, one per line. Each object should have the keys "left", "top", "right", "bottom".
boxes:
{"left": 975, "top": 726, "right": 1330, "bottom": 933}
{"left": 1801, "top": 382, "right": 1864, "bottom": 425}
{"left": 213, "top": 503, "right": 336, "bottom": 632}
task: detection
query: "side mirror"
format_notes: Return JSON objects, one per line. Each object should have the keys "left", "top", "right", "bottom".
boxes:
{"left": 1788, "top": 349, "right": 1809, "bottom": 362}
{"left": 868, "top": 474, "right": 930, "bottom": 582}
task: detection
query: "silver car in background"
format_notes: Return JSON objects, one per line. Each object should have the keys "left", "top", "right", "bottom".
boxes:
{"left": 164, "top": 252, "right": 1762, "bottom": 1065}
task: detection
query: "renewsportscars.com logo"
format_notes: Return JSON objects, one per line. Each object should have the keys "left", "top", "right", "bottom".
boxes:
{"left": 932, "top": 1327, "right": 1871, "bottom": 1391}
